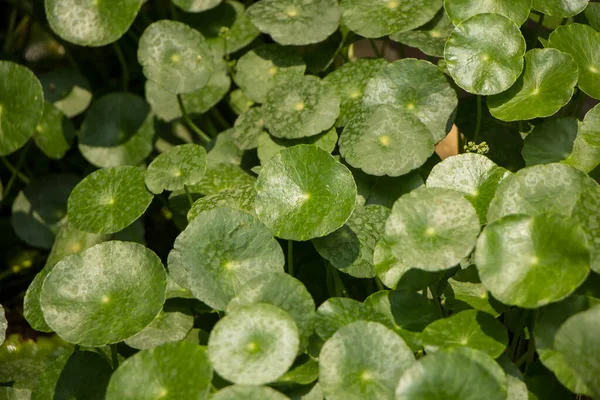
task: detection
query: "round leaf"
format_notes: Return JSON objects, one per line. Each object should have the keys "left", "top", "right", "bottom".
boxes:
{"left": 390, "top": 11, "right": 454, "bottom": 58}
{"left": 246, "top": 0, "right": 340, "bottom": 46}
{"left": 257, "top": 129, "right": 337, "bottom": 165}
{"left": 172, "top": 0, "right": 221, "bottom": 12}
{"left": 124, "top": 305, "right": 194, "bottom": 350}
{"left": 319, "top": 321, "right": 415, "bottom": 400}
{"left": 444, "top": 0, "right": 531, "bottom": 25}
{"left": 106, "top": 342, "right": 213, "bottom": 400}
{"left": 40, "top": 241, "right": 167, "bottom": 346}
{"left": 445, "top": 13, "right": 526, "bottom": 95}
{"left": 45, "top": 0, "right": 142, "bottom": 46}
{"left": 340, "top": 0, "right": 442, "bottom": 38}
{"left": 232, "top": 107, "right": 265, "bottom": 150}
{"left": 474, "top": 213, "right": 590, "bottom": 308}
{"left": 573, "top": 185, "right": 600, "bottom": 274}
{"left": 67, "top": 166, "right": 154, "bottom": 234}
{"left": 395, "top": 347, "right": 507, "bottom": 400}
{"left": 187, "top": 183, "right": 255, "bottom": 221}
{"left": 421, "top": 309, "right": 508, "bottom": 357}
{"left": 33, "top": 102, "right": 75, "bottom": 159}
{"left": 581, "top": 100, "right": 600, "bottom": 148}
{"left": 255, "top": 145, "right": 357, "bottom": 241}
{"left": 522, "top": 117, "right": 578, "bottom": 166}
{"left": 488, "top": 49, "right": 579, "bottom": 121}
{"left": 213, "top": 385, "right": 289, "bottom": 400}
{"left": 39, "top": 69, "right": 92, "bottom": 118}
{"left": 0, "top": 61, "right": 44, "bottom": 156}
{"left": 138, "top": 20, "right": 214, "bottom": 94}
{"left": 79, "top": 93, "right": 154, "bottom": 168}
{"left": 167, "top": 207, "right": 284, "bottom": 310}
{"left": 315, "top": 297, "right": 375, "bottom": 341}
{"left": 263, "top": 74, "right": 340, "bottom": 139}
{"left": 145, "top": 144, "right": 207, "bottom": 194}
{"left": 208, "top": 303, "right": 299, "bottom": 384}
{"left": 532, "top": 0, "right": 588, "bottom": 17}
{"left": 385, "top": 187, "right": 481, "bottom": 271}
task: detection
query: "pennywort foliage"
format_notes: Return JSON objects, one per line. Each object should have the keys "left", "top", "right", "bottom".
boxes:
{"left": 1, "top": 0, "right": 600, "bottom": 399}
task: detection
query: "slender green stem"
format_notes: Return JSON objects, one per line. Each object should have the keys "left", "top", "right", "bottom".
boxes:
{"left": 110, "top": 344, "right": 119, "bottom": 369}
{"left": 329, "top": 265, "right": 346, "bottom": 297}
{"left": 112, "top": 42, "right": 129, "bottom": 91}
{"left": 533, "top": 14, "right": 545, "bottom": 47}
{"left": 184, "top": 185, "right": 194, "bottom": 208}
{"left": 509, "top": 310, "right": 530, "bottom": 361}
{"left": 429, "top": 286, "right": 446, "bottom": 317}
{"left": 474, "top": 95, "right": 483, "bottom": 143}
{"left": 2, "top": 142, "right": 31, "bottom": 201}
{"left": 369, "top": 39, "right": 383, "bottom": 58}
{"left": 323, "top": 42, "right": 346, "bottom": 71}
{"left": 210, "top": 108, "right": 231, "bottom": 130}
{"left": 287, "top": 240, "right": 294, "bottom": 277}
{"left": 203, "top": 115, "right": 218, "bottom": 137}
{"left": 3, "top": 7, "right": 17, "bottom": 52}
{"left": 375, "top": 277, "right": 385, "bottom": 291}
{"left": 177, "top": 95, "right": 211, "bottom": 143}
{"left": 2, "top": 157, "right": 30, "bottom": 185}
{"left": 525, "top": 311, "right": 538, "bottom": 374}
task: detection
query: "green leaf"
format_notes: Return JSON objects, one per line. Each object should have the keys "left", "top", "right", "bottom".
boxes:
{"left": 353, "top": 169, "right": 424, "bottom": 209}
{"left": 234, "top": 44, "right": 306, "bottom": 104}
{"left": 390, "top": 11, "right": 454, "bottom": 58}
{"left": 207, "top": 129, "right": 244, "bottom": 166}
{"left": 31, "top": 350, "right": 112, "bottom": 400}
{"left": 124, "top": 304, "right": 194, "bottom": 350}
{"left": 276, "top": 357, "right": 319, "bottom": 385}
{"left": 228, "top": 89, "right": 255, "bottom": 115}
{"left": 339, "top": 105, "right": 435, "bottom": 177}
{"left": 78, "top": 93, "right": 154, "bottom": 168}
{"left": 0, "top": 388, "right": 31, "bottom": 400}
{"left": 315, "top": 297, "right": 375, "bottom": 341}
{"left": 0, "top": 305, "right": 5, "bottom": 346}
{"left": 474, "top": 213, "right": 590, "bottom": 308}
{"left": 444, "top": 277, "right": 504, "bottom": 317}
{"left": 548, "top": 24, "right": 600, "bottom": 99}
{"left": 227, "top": 272, "right": 315, "bottom": 352}
{"left": 39, "top": 68, "right": 92, "bottom": 118}
{"left": 208, "top": 303, "right": 299, "bottom": 384}
{"left": 385, "top": 187, "right": 480, "bottom": 271}
{"left": 40, "top": 241, "right": 167, "bottom": 346}
{"left": 584, "top": 2, "right": 600, "bottom": 31}
{"left": 522, "top": 117, "right": 578, "bottom": 166}
{"left": 313, "top": 204, "right": 390, "bottom": 278}
{"left": 532, "top": 0, "right": 588, "bottom": 17}
{"left": 11, "top": 174, "right": 79, "bottom": 249}
{"left": 319, "top": 321, "right": 415, "bottom": 400}
{"left": 263, "top": 74, "right": 340, "bottom": 139}
{"left": 0, "top": 61, "right": 44, "bottom": 156}
{"left": 167, "top": 207, "right": 284, "bottom": 310}
{"left": 257, "top": 129, "right": 337, "bottom": 165}
{"left": 232, "top": 107, "right": 266, "bottom": 150}
{"left": 340, "top": 0, "right": 442, "bottom": 38}
{"left": 255, "top": 145, "right": 357, "bottom": 241}
{"left": 445, "top": 13, "right": 526, "bottom": 95}
{"left": 246, "top": 0, "right": 340, "bottom": 45}
{"left": 67, "top": 166, "right": 153, "bottom": 234}
{"left": 172, "top": 0, "right": 221, "bottom": 12}
{"left": 488, "top": 49, "right": 578, "bottom": 121}
{"left": 573, "top": 185, "right": 600, "bottom": 274}
{"left": 45, "top": 0, "right": 142, "bottom": 46}
{"left": 426, "top": 153, "right": 510, "bottom": 223}
{"left": 33, "top": 102, "right": 75, "bottom": 159}
{"left": 563, "top": 123, "right": 600, "bottom": 173}
{"left": 324, "top": 58, "right": 388, "bottom": 127}
{"left": 581, "top": 104, "right": 600, "bottom": 147}
{"left": 486, "top": 163, "right": 596, "bottom": 222}
{"left": 421, "top": 309, "right": 507, "bottom": 357}
{"left": 145, "top": 144, "right": 207, "bottom": 194}
{"left": 106, "top": 342, "right": 213, "bottom": 400}
{"left": 138, "top": 20, "right": 214, "bottom": 94}
{"left": 187, "top": 183, "right": 256, "bottom": 221}
{"left": 213, "top": 385, "right": 289, "bottom": 400}
{"left": 444, "top": 0, "right": 531, "bottom": 25}
{"left": 395, "top": 347, "right": 507, "bottom": 400}
{"left": 554, "top": 307, "right": 600, "bottom": 397}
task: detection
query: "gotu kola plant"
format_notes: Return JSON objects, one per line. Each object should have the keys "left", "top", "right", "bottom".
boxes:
{"left": 1, "top": 0, "right": 600, "bottom": 398}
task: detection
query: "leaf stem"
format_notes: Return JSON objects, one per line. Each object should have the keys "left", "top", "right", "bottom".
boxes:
{"left": 210, "top": 108, "right": 231, "bottom": 130}
{"left": 329, "top": 265, "right": 346, "bottom": 297}
{"left": 474, "top": 95, "right": 483, "bottom": 143}
{"left": 287, "top": 240, "right": 294, "bottom": 277}
{"left": 369, "top": 39, "right": 383, "bottom": 58}
{"left": 203, "top": 114, "right": 219, "bottom": 137}
{"left": 509, "top": 310, "right": 530, "bottom": 361}
{"left": 429, "top": 286, "right": 446, "bottom": 317}
{"left": 2, "top": 142, "right": 31, "bottom": 201}
{"left": 177, "top": 95, "right": 211, "bottom": 144}
{"left": 184, "top": 185, "right": 194, "bottom": 208}
{"left": 2, "top": 157, "right": 30, "bottom": 186}
{"left": 375, "top": 277, "right": 385, "bottom": 291}
{"left": 110, "top": 344, "right": 119, "bottom": 369}
{"left": 112, "top": 42, "right": 129, "bottom": 91}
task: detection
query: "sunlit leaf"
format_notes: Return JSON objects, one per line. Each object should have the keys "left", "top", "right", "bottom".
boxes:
{"left": 145, "top": 144, "right": 207, "bottom": 194}
{"left": 33, "top": 102, "right": 75, "bottom": 159}
{"left": 444, "top": 0, "right": 531, "bottom": 25}
{"left": 390, "top": 11, "right": 454, "bottom": 58}
{"left": 532, "top": 0, "right": 588, "bottom": 17}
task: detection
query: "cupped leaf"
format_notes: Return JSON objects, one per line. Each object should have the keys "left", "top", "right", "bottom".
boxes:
{"left": 67, "top": 166, "right": 153, "bottom": 234}
{"left": 532, "top": 0, "right": 588, "bottom": 17}
{"left": 145, "top": 144, "right": 207, "bottom": 194}
{"left": 227, "top": 272, "right": 315, "bottom": 352}
{"left": 187, "top": 183, "right": 255, "bottom": 221}
{"left": 315, "top": 297, "right": 375, "bottom": 341}
{"left": 124, "top": 304, "right": 194, "bottom": 350}
{"left": 445, "top": 13, "right": 526, "bottom": 95}
{"left": 138, "top": 20, "right": 214, "bottom": 94}
{"left": 11, "top": 174, "right": 79, "bottom": 249}
{"left": 106, "top": 342, "right": 213, "bottom": 400}
{"left": 486, "top": 163, "right": 596, "bottom": 222}
{"left": 33, "top": 102, "right": 75, "bottom": 159}
{"left": 255, "top": 145, "right": 356, "bottom": 241}
{"left": 45, "top": 0, "right": 142, "bottom": 46}
{"left": 522, "top": 117, "right": 578, "bottom": 166}
{"left": 39, "top": 68, "right": 92, "bottom": 118}
{"left": 234, "top": 44, "right": 306, "bottom": 104}
{"left": 444, "top": 0, "right": 531, "bottom": 25}
{"left": 385, "top": 187, "right": 480, "bottom": 271}
{"left": 340, "top": 0, "right": 442, "bottom": 38}
{"left": 78, "top": 93, "right": 154, "bottom": 168}
{"left": 363, "top": 59, "right": 457, "bottom": 143}
{"left": 323, "top": 58, "right": 388, "bottom": 127}
{"left": 339, "top": 105, "right": 435, "bottom": 177}
{"left": 395, "top": 347, "right": 507, "bottom": 400}
{"left": 554, "top": 306, "right": 600, "bottom": 397}
{"left": 573, "top": 185, "right": 600, "bottom": 274}
{"left": 548, "top": 24, "right": 600, "bottom": 99}
{"left": 232, "top": 107, "right": 265, "bottom": 150}
{"left": 172, "top": 0, "right": 221, "bottom": 12}
{"left": 319, "top": 321, "right": 415, "bottom": 400}
{"left": 246, "top": 0, "right": 340, "bottom": 45}
{"left": 208, "top": 303, "right": 299, "bottom": 384}
{"left": 263, "top": 74, "right": 340, "bottom": 139}
{"left": 421, "top": 309, "right": 507, "bottom": 357}
{"left": 313, "top": 204, "right": 390, "bottom": 278}
{"left": 257, "top": 129, "right": 337, "bottom": 165}
{"left": 488, "top": 49, "right": 578, "bottom": 121}
{"left": 475, "top": 213, "right": 590, "bottom": 308}
{"left": 168, "top": 207, "right": 284, "bottom": 310}
{"left": 426, "top": 153, "right": 510, "bottom": 223}
{"left": 0, "top": 61, "right": 44, "bottom": 156}
{"left": 390, "top": 11, "right": 454, "bottom": 58}
{"left": 213, "top": 385, "right": 289, "bottom": 400}
{"left": 40, "top": 241, "right": 167, "bottom": 346}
